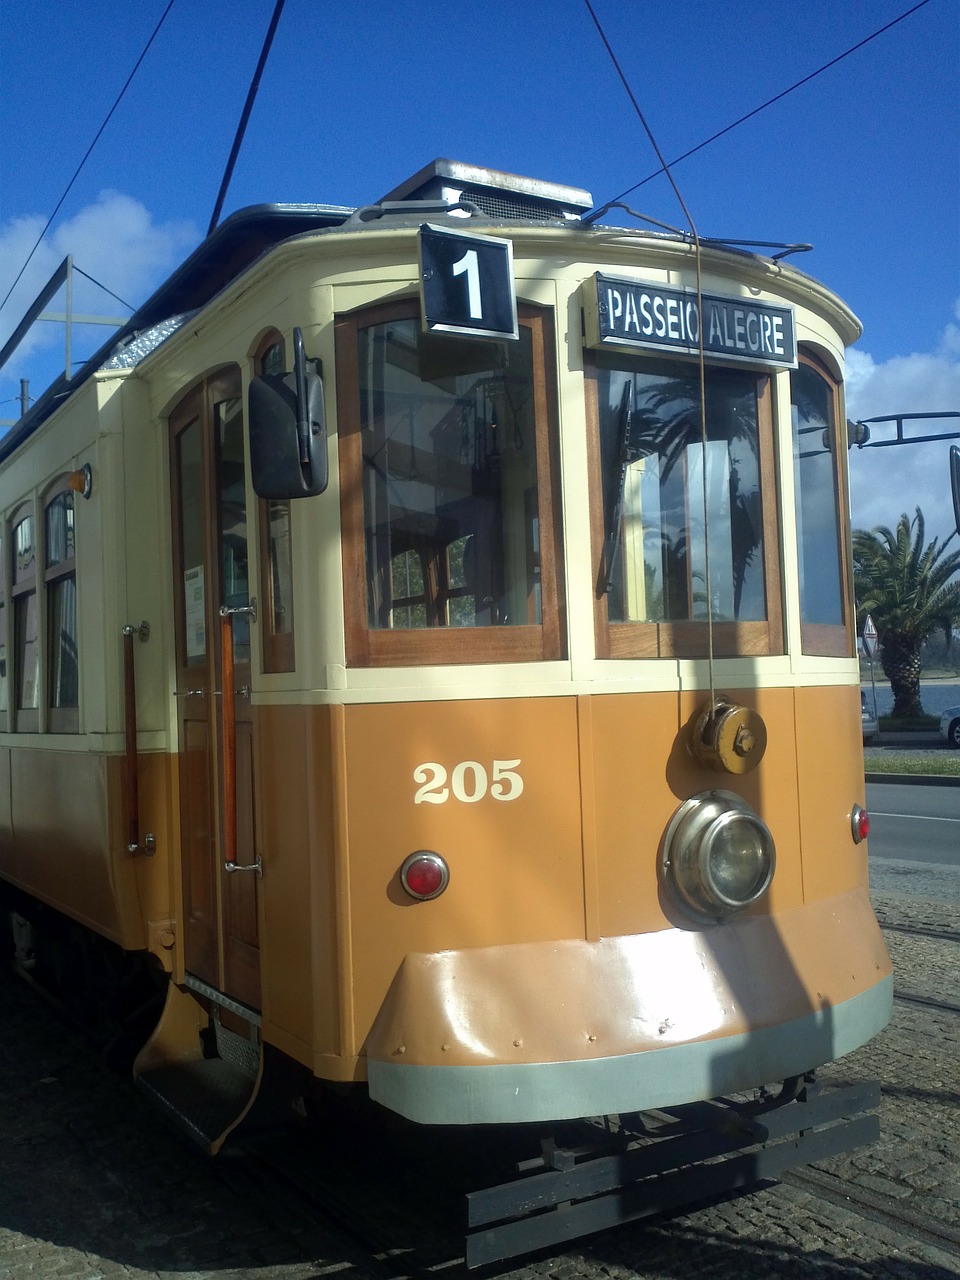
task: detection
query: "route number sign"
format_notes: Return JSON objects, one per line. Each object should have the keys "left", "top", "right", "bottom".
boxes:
{"left": 419, "top": 224, "right": 518, "bottom": 341}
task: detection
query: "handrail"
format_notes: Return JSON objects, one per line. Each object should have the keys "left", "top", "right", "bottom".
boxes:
{"left": 121, "top": 621, "right": 151, "bottom": 854}
{"left": 219, "top": 609, "right": 238, "bottom": 865}
{"left": 219, "top": 602, "right": 261, "bottom": 876}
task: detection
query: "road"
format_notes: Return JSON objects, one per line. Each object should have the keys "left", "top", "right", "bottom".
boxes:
{"left": 866, "top": 778, "right": 960, "bottom": 901}
{"left": 3, "top": 890, "right": 959, "bottom": 1278}
{"left": 865, "top": 780, "right": 960, "bottom": 864}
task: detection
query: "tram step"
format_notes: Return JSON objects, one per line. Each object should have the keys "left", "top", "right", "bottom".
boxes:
{"left": 135, "top": 1057, "right": 259, "bottom": 1153}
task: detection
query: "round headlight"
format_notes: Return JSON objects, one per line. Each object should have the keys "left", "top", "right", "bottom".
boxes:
{"left": 662, "top": 790, "right": 775, "bottom": 920}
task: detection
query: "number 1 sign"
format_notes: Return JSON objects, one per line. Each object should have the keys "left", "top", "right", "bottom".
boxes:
{"left": 418, "top": 223, "right": 519, "bottom": 341}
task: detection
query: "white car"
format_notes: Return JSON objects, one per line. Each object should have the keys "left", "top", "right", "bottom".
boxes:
{"left": 940, "top": 704, "right": 960, "bottom": 749}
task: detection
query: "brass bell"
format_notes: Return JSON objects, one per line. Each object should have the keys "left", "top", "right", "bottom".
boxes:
{"left": 690, "top": 697, "right": 767, "bottom": 775}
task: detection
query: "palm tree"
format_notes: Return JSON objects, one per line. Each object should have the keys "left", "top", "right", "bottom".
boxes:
{"left": 853, "top": 509, "right": 960, "bottom": 718}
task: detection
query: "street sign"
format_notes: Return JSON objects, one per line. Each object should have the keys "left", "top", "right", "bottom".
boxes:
{"left": 862, "top": 614, "right": 878, "bottom": 658}
{"left": 419, "top": 224, "right": 518, "bottom": 341}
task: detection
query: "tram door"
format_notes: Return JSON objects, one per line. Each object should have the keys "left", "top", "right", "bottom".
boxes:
{"left": 170, "top": 370, "right": 261, "bottom": 1011}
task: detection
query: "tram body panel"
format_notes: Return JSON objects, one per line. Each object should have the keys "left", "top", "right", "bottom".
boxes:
{"left": 254, "top": 701, "right": 341, "bottom": 1069}
{"left": 795, "top": 682, "right": 868, "bottom": 900}
{"left": 364, "top": 887, "right": 891, "bottom": 1123}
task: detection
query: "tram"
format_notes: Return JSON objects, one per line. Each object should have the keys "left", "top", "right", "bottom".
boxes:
{"left": 0, "top": 159, "right": 891, "bottom": 1263}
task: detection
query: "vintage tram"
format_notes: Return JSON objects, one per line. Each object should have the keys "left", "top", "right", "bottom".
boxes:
{"left": 0, "top": 160, "right": 891, "bottom": 1263}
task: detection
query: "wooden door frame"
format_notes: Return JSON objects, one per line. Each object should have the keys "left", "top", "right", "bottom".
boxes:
{"left": 169, "top": 369, "right": 261, "bottom": 1009}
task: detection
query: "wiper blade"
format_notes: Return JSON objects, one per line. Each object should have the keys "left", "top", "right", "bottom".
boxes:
{"left": 603, "top": 378, "right": 637, "bottom": 595}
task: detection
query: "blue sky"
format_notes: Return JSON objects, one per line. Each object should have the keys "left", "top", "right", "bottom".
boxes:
{"left": 1, "top": 0, "right": 958, "bottom": 539}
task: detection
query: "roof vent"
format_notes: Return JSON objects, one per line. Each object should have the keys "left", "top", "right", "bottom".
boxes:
{"left": 380, "top": 159, "right": 593, "bottom": 222}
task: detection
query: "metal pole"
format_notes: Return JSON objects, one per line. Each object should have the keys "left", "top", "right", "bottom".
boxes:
{"left": 869, "top": 655, "right": 878, "bottom": 722}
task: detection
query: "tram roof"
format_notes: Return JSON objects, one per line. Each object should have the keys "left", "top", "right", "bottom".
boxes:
{"left": 0, "top": 158, "right": 839, "bottom": 463}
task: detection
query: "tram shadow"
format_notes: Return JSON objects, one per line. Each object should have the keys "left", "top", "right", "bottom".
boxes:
{"left": 580, "top": 1213, "right": 959, "bottom": 1280}
{"left": 0, "top": 967, "right": 368, "bottom": 1276}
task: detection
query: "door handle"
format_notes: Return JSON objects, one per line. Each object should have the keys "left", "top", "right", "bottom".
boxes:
{"left": 220, "top": 596, "right": 257, "bottom": 623}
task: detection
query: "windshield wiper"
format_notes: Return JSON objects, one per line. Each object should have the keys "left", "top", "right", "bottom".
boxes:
{"left": 603, "top": 378, "right": 639, "bottom": 595}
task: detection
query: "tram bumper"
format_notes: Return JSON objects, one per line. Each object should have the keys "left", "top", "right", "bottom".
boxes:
{"left": 364, "top": 885, "right": 891, "bottom": 1125}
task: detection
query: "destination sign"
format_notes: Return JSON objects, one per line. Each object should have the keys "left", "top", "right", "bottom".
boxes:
{"left": 589, "top": 274, "right": 797, "bottom": 369}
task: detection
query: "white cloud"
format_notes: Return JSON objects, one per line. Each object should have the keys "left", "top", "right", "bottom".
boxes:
{"left": 0, "top": 192, "right": 197, "bottom": 405}
{"left": 845, "top": 305, "right": 960, "bottom": 548}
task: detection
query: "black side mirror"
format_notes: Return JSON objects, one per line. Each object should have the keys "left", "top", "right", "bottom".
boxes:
{"left": 951, "top": 445, "right": 960, "bottom": 539}
{"left": 248, "top": 327, "right": 328, "bottom": 498}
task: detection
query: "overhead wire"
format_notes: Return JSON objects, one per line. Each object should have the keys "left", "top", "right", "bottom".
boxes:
{"left": 71, "top": 265, "right": 134, "bottom": 313}
{"left": 207, "top": 0, "right": 287, "bottom": 235}
{"left": 590, "top": 0, "right": 934, "bottom": 213}
{"left": 583, "top": 0, "right": 717, "bottom": 704}
{"left": 0, "top": 0, "right": 177, "bottom": 318}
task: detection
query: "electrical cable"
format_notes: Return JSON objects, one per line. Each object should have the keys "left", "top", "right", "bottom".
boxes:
{"left": 0, "top": 0, "right": 177, "bottom": 318}
{"left": 589, "top": 0, "right": 934, "bottom": 214}
{"left": 207, "top": 0, "right": 287, "bottom": 236}
{"left": 584, "top": 0, "right": 716, "bottom": 705}
{"left": 71, "top": 265, "right": 134, "bottom": 313}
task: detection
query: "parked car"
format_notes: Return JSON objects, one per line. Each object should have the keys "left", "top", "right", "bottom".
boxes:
{"left": 939, "top": 704, "right": 960, "bottom": 748}
{"left": 861, "top": 693, "right": 879, "bottom": 744}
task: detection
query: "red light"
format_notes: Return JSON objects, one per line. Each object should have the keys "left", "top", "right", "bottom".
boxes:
{"left": 400, "top": 851, "right": 449, "bottom": 900}
{"left": 851, "top": 805, "right": 870, "bottom": 844}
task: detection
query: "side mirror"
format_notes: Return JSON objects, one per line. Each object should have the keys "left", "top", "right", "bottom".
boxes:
{"left": 248, "top": 328, "right": 328, "bottom": 498}
{"left": 951, "top": 444, "right": 960, "bottom": 538}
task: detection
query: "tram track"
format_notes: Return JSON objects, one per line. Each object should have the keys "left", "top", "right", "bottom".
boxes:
{"left": 894, "top": 988, "right": 960, "bottom": 1015}
{"left": 880, "top": 922, "right": 960, "bottom": 945}
{"left": 784, "top": 1166, "right": 960, "bottom": 1260}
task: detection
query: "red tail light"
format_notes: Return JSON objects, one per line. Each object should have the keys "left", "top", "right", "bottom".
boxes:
{"left": 400, "top": 851, "right": 449, "bottom": 900}
{"left": 851, "top": 805, "right": 869, "bottom": 844}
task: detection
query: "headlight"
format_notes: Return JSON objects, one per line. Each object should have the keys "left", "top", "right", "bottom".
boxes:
{"left": 662, "top": 790, "right": 775, "bottom": 921}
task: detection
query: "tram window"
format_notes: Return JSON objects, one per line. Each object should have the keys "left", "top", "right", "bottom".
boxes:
{"left": 44, "top": 485, "right": 79, "bottom": 732}
{"left": 336, "top": 300, "right": 565, "bottom": 666}
{"left": 588, "top": 353, "right": 782, "bottom": 658}
{"left": 256, "top": 335, "right": 296, "bottom": 673}
{"left": 791, "top": 353, "right": 851, "bottom": 656}
{"left": 176, "top": 414, "right": 207, "bottom": 668}
{"left": 11, "top": 506, "right": 39, "bottom": 731}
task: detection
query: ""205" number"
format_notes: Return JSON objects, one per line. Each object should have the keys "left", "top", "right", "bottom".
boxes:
{"left": 413, "top": 759, "right": 523, "bottom": 805}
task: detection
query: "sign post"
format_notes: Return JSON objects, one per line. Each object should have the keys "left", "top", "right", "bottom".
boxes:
{"left": 862, "top": 614, "right": 879, "bottom": 721}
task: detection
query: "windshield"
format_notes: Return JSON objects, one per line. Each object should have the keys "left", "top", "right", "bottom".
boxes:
{"left": 596, "top": 354, "right": 769, "bottom": 627}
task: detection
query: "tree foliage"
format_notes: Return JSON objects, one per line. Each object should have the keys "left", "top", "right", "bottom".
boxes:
{"left": 853, "top": 509, "right": 960, "bottom": 717}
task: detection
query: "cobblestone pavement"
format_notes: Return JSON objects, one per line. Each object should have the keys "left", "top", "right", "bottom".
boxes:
{"left": 1, "top": 891, "right": 958, "bottom": 1280}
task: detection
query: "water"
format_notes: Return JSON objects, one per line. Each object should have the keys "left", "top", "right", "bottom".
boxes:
{"left": 861, "top": 679, "right": 960, "bottom": 718}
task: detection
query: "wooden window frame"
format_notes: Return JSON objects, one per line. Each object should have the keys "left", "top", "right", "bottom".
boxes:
{"left": 43, "top": 479, "right": 80, "bottom": 733}
{"left": 11, "top": 500, "right": 39, "bottom": 732}
{"left": 585, "top": 353, "right": 783, "bottom": 660}
{"left": 254, "top": 331, "right": 296, "bottom": 674}
{"left": 336, "top": 298, "right": 566, "bottom": 668}
{"left": 792, "top": 349, "right": 854, "bottom": 658}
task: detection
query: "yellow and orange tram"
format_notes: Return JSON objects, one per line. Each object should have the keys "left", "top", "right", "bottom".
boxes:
{"left": 0, "top": 160, "right": 891, "bottom": 1263}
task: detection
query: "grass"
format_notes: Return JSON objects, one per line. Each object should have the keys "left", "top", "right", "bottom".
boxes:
{"left": 878, "top": 715, "right": 939, "bottom": 731}
{"left": 865, "top": 752, "right": 960, "bottom": 777}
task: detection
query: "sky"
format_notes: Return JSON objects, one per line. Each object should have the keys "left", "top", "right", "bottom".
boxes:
{"left": 1, "top": 0, "right": 958, "bottom": 544}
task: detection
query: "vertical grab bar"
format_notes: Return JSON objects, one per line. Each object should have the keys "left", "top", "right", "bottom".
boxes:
{"left": 219, "top": 609, "right": 238, "bottom": 866}
{"left": 122, "top": 622, "right": 153, "bottom": 855}
{"left": 219, "top": 601, "right": 261, "bottom": 876}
